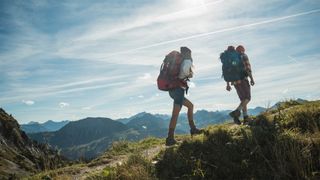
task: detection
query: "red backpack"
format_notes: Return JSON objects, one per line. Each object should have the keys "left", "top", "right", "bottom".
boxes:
{"left": 157, "top": 51, "right": 186, "bottom": 91}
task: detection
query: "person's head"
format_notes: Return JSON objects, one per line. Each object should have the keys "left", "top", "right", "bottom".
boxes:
{"left": 236, "top": 45, "right": 245, "bottom": 53}
{"left": 180, "top": 46, "right": 192, "bottom": 59}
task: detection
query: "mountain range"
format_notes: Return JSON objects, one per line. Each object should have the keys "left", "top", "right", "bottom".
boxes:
{"left": 21, "top": 120, "right": 69, "bottom": 133}
{"left": 25, "top": 106, "right": 267, "bottom": 160}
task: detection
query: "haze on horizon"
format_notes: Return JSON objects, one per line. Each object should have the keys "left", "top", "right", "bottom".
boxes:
{"left": 1, "top": 0, "right": 320, "bottom": 123}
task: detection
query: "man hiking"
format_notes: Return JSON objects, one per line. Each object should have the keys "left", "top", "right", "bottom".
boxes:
{"left": 164, "top": 47, "right": 202, "bottom": 146}
{"left": 221, "top": 45, "right": 255, "bottom": 124}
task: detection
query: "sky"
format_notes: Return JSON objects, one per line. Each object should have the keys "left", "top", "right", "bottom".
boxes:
{"left": 0, "top": 0, "right": 320, "bottom": 124}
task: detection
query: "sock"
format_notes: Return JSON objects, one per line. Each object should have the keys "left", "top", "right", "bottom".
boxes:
{"left": 236, "top": 105, "right": 243, "bottom": 111}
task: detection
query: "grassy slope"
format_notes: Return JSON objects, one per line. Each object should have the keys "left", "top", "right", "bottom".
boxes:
{"left": 157, "top": 100, "right": 320, "bottom": 179}
{"left": 26, "top": 138, "right": 165, "bottom": 180}
{"left": 27, "top": 100, "right": 320, "bottom": 179}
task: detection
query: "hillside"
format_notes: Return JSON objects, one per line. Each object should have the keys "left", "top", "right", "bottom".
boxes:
{"left": 0, "top": 108, "right": 65, "bottom": 179}
{"left": 28, "top": 113, "right": 187, "bottom": 160}
{"left": 28, "top": 117, "right": 136, "bottom": 160}
{"left": 27, "top": 100, "right": 320, "bottom": 179}
{"left": 156, "top": 100, "right": 320, "bottom": 179}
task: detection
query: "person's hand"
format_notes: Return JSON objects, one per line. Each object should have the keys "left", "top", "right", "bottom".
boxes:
{"left": 226, "top": 84, "right": 231, "bottom": 91}
{"left": 250, "top": 79, "right": 255, "bottom": 86}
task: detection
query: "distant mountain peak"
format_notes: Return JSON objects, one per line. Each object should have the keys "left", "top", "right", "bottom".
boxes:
{"left": 22, "top": 120, "right": 70, "bottom": 133}
{"left": 131, "top": 112, "right": 149, "bottom": 118}
{"left": 28, "top": 121, "right": 39, "bottom": 125}
{"left": 81, "top": 117, "right": 113, "bottom": 121}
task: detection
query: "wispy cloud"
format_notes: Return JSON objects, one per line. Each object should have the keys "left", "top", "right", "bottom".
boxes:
{"left": 22, "top": 100, "right": 35, "bottom": 106}
{"left": 82, "top": 106, "right": 92, "bottom": 110}
{"left": 0, "top": 81, "right": 128, "bottom": 103}
{"left": 138, "top": 73, "right": 152, "bottom": 80}
{"left": 92, "top": 8, "right": 320, "bottom": 59}
{"left": 59, "top": 102, "right": 70, "bottom": 108}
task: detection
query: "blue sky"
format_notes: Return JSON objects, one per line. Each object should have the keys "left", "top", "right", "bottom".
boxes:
{"left": 1, "top": 0, "right": 320, "bottom": 124}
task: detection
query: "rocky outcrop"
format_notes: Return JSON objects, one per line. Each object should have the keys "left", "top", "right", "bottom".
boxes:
{"left": 0, "top": 108, "right": 65, "bottom": 179}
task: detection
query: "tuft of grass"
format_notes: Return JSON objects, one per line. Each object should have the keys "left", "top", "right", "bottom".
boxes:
{"left": 24, "top": 164, "right": 85, "bottom": 180}
{"left": 278, "top": 102, "right": 320, "bottom": 133}
{"left": 107, "top": 137, "right": 163, "bottom": 156}
{"left": 88, "top": 137, "right": 164, "bottom": 167}
{"left": 87, "top": 154, "right": 156, "bottom": 180}
{"left": 86, "top": 137, "right": 165, "bottom": 179}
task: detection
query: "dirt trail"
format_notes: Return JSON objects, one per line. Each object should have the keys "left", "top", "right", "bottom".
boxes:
{"left": 72, "top": 145, "right": 165, "bottom": 179}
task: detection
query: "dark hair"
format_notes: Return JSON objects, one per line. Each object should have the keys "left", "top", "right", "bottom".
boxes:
{"left": 180, "top": 46, "right": 191, "bottom": 54}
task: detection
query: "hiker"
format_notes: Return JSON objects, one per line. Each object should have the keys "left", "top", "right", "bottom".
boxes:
{"left": 159, "top": 47, "right": 202, "bottom": 146}
{"left": 221, "top": 45, "right": 255, "bottom": 124}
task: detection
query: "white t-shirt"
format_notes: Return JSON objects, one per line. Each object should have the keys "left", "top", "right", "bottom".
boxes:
{"left": 179, "top": 59, "right": 193, "bottom": 80}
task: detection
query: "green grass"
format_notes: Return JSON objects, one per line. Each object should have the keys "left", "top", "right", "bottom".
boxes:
{"left": 155, "top": 100, "right": 320, "bottom": 179}
{"left": 276, "top": 101, "right": 320, "bottom": 133}
{"left": 87, "top": 154, "right": 156, "bottom": 180}
{"left": 85, "top": 137, "right": 164, "bottom": 179}
{"left": 27, "top": 137, "right": 164, "bottom": 179}
{"left": 88, "top": 137, "right": 164, "bottom": 166}
{"left": 24, "top": 163, "right": 85, "bottom": 180}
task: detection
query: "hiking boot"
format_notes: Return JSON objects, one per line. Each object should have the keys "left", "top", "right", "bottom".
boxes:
{"left": 229, "top": 109, "right": 241, "bottom": 118}
{"left": 229, "top": 110, "right": 241, "bottom": 125}
{"left": 190, "top": 128, "right": 202, "bottom": 136}
{"left": 165, "top": 137, "right": 177, "bottom": 146}
{"left": 233, "top": 118, "right": 241, "bottom": 125}
{"left": 243, "top": 115, "right": 251, "bottom": 125}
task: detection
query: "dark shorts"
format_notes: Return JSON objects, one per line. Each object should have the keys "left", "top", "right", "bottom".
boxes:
{"left": 169, "top": 87, "right": 185, "bottom": 107}
{"left": 234, "top": 79, "right": 251, "bottom": 101}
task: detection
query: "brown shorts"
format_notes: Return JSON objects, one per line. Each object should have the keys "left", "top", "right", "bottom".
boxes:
{"left": 234, "top": 79, "right": 251, "bottom": 101}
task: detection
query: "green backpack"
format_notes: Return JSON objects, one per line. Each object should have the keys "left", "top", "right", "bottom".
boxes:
{"left": 220, "top": 47, "right": 245, "bottom": 82}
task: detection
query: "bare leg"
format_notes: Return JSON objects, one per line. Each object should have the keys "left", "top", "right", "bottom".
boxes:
{"left": 241, "top": 99, "right": 250, "bottom": 117}
{"left": 236, "top": 103, "right": 243, "bottom": 111}
{"left": 168, "top": 103, "right": 181, "bottom": 138}
{"left": 183, "top": 98, "right": 196, "bottom": 129}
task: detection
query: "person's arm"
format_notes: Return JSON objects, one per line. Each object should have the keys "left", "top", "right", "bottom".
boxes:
{"left": 180, "top": 59, "right": 193, "bottom": 79}
{"left": 188, "top": 65, "right": 194, "bottom": 78}
{"left": 226, "top": 81, "right": 231, "bottom": 91}
{"left": 247, "top": 65, "right": 255, "bottom": 86}
{"left": 243, "top": 54, "right": 255, "bottom": 86}
{"left": 248, "top": 71, "right": 255, "bottom": 86}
